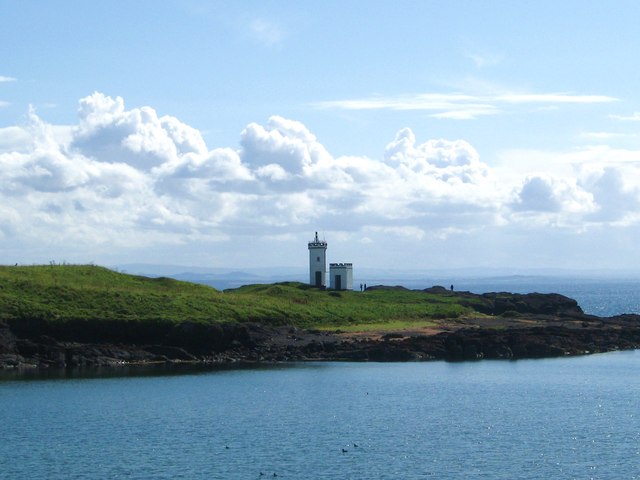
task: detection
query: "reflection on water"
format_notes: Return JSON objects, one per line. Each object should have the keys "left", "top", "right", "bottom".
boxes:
{"left": 0, "top": 361, "right": 300, "bottom": 382}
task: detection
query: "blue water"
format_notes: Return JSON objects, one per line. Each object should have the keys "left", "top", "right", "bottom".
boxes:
{"left": 2, "top": 353, "right": 640, "bottom": 479}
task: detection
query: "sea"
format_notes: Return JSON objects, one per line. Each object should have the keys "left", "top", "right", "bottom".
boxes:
{"left": 1, "top": 278, "right": 640, "bottom": 479}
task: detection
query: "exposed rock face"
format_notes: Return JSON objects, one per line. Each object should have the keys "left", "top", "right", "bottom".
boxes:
{"left": 429, "top": 324, "right": 640, "bottom": 360}
{"left": 1, "top": 290, "right": 640, "bottom": 369}
{"left": 0, "top": 319, "right": 255, "bottom": 368}
{"left": 0, "top": 321, "right": 22, "bottom": 368}
{"left": 473, "top": 292, "right": 584, "bottom": 317}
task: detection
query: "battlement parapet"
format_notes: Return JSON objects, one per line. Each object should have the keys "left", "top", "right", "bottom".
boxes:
{"left": 308, "top": 240, "right": 328, "bottom": 248}
{"left": 308, "top": 231, "right": 327, "bottom": 249}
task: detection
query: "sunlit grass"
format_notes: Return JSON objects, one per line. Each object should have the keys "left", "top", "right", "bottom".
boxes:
{"left": 315, "top": 319, "right": 438, "bottom": 333}
{"left": 0, "top": 265, "right": 479, "bottom": 330}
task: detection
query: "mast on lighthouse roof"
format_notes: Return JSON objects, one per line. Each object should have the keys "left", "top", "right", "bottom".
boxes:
{"left": 308, "top": 232, "right": 327, "bottom": 287}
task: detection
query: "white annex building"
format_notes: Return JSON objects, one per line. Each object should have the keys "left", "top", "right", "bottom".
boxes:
{"left": 307, "top": 232, "right": 353, "bottom": 290}
{"left": 329, "top": 263, "right": 353, "bottom": 291}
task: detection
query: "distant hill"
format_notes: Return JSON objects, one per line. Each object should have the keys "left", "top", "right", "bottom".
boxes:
{"left": 113, "top": 264, "right": 306, "bottom": 290}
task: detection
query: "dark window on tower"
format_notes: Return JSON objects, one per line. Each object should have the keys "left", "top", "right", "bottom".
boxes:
{"left": 317, "top": 257, "right": 320, "bottom": 261}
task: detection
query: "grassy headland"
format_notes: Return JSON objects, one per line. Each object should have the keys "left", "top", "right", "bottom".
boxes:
{"left": 4, "top": 265, "right": 638, "bottom": 367}
{"left": 0, "top": 264, "right": 479, "bottom": 331}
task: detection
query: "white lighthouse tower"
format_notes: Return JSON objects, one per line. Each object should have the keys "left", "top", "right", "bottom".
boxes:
{"left": 308, "top": 232, "right": 327, "bottom": 287}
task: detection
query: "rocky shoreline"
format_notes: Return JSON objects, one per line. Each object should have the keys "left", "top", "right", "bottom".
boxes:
{"left": 2, "top": 289, "right": 640, "bottom": 369}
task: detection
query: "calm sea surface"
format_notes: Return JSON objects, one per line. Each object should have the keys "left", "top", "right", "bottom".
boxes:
{"left": 1, "top": 280, "right": 640, "bottom": 479}
{"left": 1, "top": 353, "right": 640, "bottom": 479}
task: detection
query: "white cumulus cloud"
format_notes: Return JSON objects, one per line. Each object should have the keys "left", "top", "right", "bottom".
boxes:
{"left": 511, "top": 176, "right": 595, "bottom": 216}
{"left": 3, "top": 92, "right": 640, "bottom": 266}
{"left": 72, "top": 92, "right": 206, "bottom": 170}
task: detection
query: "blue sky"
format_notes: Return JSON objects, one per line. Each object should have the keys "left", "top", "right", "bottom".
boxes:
{"left": 2, "top": 1, "right": 640, "bottom": 272}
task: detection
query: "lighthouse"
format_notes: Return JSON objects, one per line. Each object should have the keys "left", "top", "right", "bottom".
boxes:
{"left": 308, "top": 232, "right": 327, "bottom": 287}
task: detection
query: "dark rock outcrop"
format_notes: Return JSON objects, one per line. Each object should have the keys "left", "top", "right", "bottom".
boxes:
{"left": 470, "top": 292, "right": 584, "bottom": 317}
{"left": 2, "top": 291, "right": 640, "bottom": 369}
{"left": 365, "top": 285, "right": 410, "bottom": 292}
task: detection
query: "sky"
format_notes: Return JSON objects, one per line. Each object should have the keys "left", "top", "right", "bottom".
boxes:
{"left": 2, "top": 1, "right": 640, "bottom": 273}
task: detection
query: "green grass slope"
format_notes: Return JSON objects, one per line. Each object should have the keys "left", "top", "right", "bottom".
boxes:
{"left": 0, "top": 265, "right": 233, "bottom": 324}
{"left": 0, "top": 265, "right": 478, "bottom": 333}
{"left": 227, "top": 283, "right": 472, "bottom": 329}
